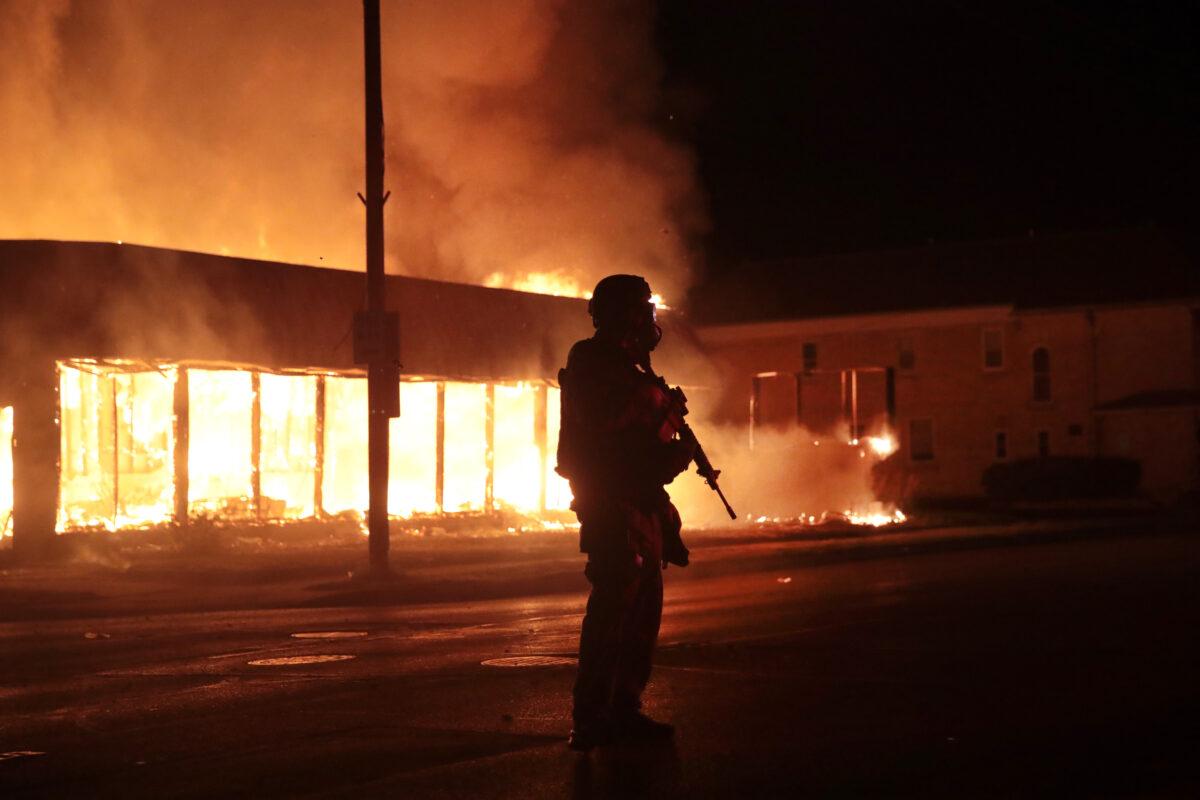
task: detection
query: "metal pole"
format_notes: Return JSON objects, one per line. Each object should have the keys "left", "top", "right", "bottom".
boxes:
{"left": 363, "top": 0, "right": 389, "bottom": 572}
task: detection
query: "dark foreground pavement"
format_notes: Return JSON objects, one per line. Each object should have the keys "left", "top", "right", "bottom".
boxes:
{"left": 1, "top": 523, "right": 1198, "bottom": 797}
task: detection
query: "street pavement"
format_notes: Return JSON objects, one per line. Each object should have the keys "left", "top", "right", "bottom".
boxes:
{"left": 1, "top": 521, "right": 1197, "bottom": 797}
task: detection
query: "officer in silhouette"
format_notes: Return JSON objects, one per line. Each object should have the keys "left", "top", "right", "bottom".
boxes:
{"left": 556, "top": 274, "right": 693, "bottom": 751}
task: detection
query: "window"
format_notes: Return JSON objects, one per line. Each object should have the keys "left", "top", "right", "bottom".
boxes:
{"left": 909, "top": 418, "right": 934, "bottom": 461}
{"left": 995, "top": 431, "right": 1008, "bottom": 460}
{"left": 982, "top": 329, "right": 1004, "bottom": 369}
{"left": 802, "top": 342, "right": 818, "bottom": 373}
{"left": 1037, "top": 430, "right": 1050, "bottom": 458}
{"left": 898, "top": 337, "right": 915, "bottom": 370}
{"left": 1032, "top": 347, "right": 1051, "bottom": 401}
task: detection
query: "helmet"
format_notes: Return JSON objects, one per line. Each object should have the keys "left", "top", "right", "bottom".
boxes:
{"left": 588, "top": 274, "right": 662, "bottom": 351}
{"left": 588, "top": 274, "right": 651, "bottom": 328}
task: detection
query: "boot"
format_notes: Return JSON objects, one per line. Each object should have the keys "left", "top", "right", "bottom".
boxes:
{"left": 613, "top": 710, "right": 674, "bottom": 741}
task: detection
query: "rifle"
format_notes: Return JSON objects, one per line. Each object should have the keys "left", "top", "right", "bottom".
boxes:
{"left": 647, "top": 370, "right": 738, "bottom": 521}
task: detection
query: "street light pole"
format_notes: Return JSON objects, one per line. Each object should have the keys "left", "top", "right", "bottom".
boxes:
{"left": 361, "top": 0, "right": 392, "bottom": 574}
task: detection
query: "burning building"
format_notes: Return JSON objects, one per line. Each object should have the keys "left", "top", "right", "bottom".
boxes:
{"left": 0, "top": 240, "right": 706, "bottom": 556}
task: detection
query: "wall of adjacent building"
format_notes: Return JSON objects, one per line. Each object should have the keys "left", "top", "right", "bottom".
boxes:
{"left": 699, "top": 300, "right": 1198, "bottom": 502}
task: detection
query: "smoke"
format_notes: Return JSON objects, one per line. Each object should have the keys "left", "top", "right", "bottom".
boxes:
{"left": 669, "top": 423, "right": 896, "bottom": 528}
{"left": 0, "top": 0, "right": 703, "bottom": 299}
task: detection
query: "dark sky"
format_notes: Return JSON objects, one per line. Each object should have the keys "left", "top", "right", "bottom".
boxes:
{"left": 654, "top": 1, "right": 1199, "bottom": 276}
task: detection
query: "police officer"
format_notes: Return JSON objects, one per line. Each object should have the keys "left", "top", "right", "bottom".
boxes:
{"left": 557, "top": 274, "right": 694, "bottom": 751}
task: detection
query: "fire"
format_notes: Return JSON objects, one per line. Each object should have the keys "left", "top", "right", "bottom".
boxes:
{"left": 50, "top": 361, "right": 901, "bottom": 536}
{"left": 1, "top": 405, "right": 13, "bottom": 537}
{"left": 845, "top": 507, "right": 907, "bottom": 527}
{"left": 189, "top": 369, "right": 254, "bottom": 516}
{"left": 482, "top": 271, "right": 671, "bottom": 309}
{"left": 259, "top": 373, "right": 318, "bottom": 518}
{"left": 750, "top": 505, "right": 906, "bottom": 528}
{"left": 55, "top": 361, "right": 573, "bottom": 532}
{"left": 484, "top": 271, "right": 587, "bottom": 299}
{"left": 58, "top": 362, "right": 176, "bottom": 530}
{"left": 863, "top": 434, "right": 897, "bottom": 458}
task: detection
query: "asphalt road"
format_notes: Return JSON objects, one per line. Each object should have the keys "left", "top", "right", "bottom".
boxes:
{"left": 2, "top": 528, "right": 1197, "bottom": 798}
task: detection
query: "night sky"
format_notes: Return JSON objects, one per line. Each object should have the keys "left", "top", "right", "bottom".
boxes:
{"left": 655, "top": 1, "right": 1199, "bottom": 280}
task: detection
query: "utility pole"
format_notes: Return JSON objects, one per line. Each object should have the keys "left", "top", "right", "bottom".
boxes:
{"left": 358, "top": 0, "right": 397, "bottom": 574}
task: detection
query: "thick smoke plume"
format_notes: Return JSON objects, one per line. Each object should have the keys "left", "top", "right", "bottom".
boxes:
{"left": 669, "top": 424, "right": 897, "bottom": 528}
{"left": 0, "top": 0, "right": 703, "bottom": 299}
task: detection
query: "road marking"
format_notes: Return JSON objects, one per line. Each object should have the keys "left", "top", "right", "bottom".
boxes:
{"left": 290, "top": 631, "right": 369, "bottom": 639}
{"left": 481, "top": 655, "right": 577, "bottom": 668}
{"left": 248, "top": 655, "right": 356, "bottom": 666}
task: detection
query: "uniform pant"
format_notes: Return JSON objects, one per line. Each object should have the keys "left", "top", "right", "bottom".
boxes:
{"left": 572, "top": 555, "right": 664, "bottom": 725}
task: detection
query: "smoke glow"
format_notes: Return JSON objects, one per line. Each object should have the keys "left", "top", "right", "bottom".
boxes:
{"left": 0, "top": 0, "right": 702, "bottom": 299}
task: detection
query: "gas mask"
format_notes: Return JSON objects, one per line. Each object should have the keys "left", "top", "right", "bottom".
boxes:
{"left": 632, "top": 301, "right": 663, "bottom": 353}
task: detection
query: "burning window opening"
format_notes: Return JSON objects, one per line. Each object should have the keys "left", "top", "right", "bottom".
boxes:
{"left": 188, "top": 369, "right": 254, "bottom": 518}
{"left": 58, "top": 362, "right": 176, "bottom": 531}
{"left": 259, "top": 373, "right": 318, "bottom": 519}
{"left": 54, "top": 360, "right": 575, "bottom": 534}
{"left": 52, "top": 358, "right": 903, "bottom": 536}
{"left": 1, "top": 405, "right": 13, "bottom": 538}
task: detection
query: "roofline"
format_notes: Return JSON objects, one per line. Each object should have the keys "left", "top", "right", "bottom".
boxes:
{"left": 697, "top": 294, "right": 1200, "bottom": 343}
{"left": 697, "top": 304, "right": 1014, "bottom": 343}
{"left": 0, "top": 238, "right": 590, "bottom": 307}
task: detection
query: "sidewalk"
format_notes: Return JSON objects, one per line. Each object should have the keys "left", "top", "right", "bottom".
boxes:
{"left": 0, "top": 510, "right": 1183, "bottom": 623}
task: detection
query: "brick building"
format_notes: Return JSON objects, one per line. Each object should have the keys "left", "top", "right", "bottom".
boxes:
{"left": 694, "top": 229, "right": 1200, "bottom": 503}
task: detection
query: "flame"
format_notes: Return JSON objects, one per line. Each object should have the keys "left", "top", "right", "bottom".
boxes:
{"left": 844, "top": 507, "right": 907, "bottom": 527}
{"left": 749, "top": 505, "right": 906, "bottom": 529}
{"left": 50, "top": 362, "right": 902, "bottom": 537}
{"left": 484, "top": 271, "right": 587, "bottom": 299}
{"left": 863, "top": 434, "right": 897, "bottom": 458}
{"left": 58, "top": 363, "right": 176, "bottom": 531}
{"left": 189, "top": 369, "right": 254, "bottom": 517}
{"left": 1, "top": 405, "right": 13, "bottom": 537}
{"left": 482, "top": 271, "right": 671, "bottom": 310}
{"left": 259, "top": 373, "right": 318, "bottom": 518}
{"left": 56, "top": 362, "right": 575, "bottom": 532}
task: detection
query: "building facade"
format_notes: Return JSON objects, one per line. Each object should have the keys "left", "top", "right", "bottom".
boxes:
{"left": 699, "top": 299, "right": 1200, "bottom": 502}
{"left": 0, "top": 241, "right": 704, "bottom": 556}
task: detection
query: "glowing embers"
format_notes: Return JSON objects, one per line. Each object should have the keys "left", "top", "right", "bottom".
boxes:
{"left": 259, "top": 374, "right": 317, "bottom": 518}
{"left": 58, "top": 363, "right": 175, "bottom": 530}
{"left": 1, "top": 406, "right": 12, "bottom": 537}
{"left": 188, "top": 370, "right": 254, "bottom": 517}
